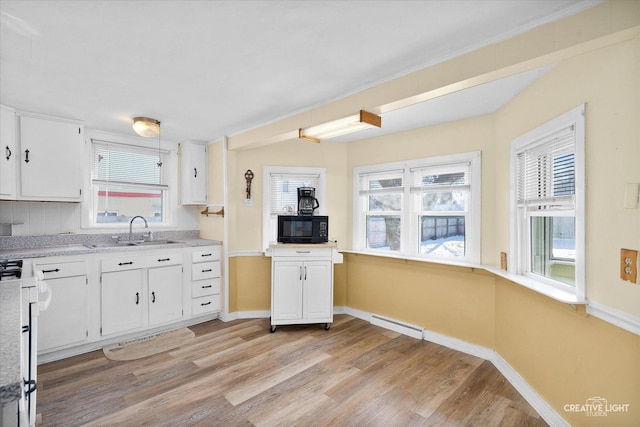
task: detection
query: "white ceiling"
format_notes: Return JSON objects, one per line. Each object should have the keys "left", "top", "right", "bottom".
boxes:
{"left": 0, "top": 1, "right": 599, "bottom": 143}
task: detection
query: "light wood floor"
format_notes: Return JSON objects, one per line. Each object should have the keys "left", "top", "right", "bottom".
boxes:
{"left": 38, "top": 315, "right": 547, "bottom": 426}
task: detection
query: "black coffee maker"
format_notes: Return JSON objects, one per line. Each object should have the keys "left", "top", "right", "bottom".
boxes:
{"left": 297, "top": 187, "right": 319, "bottom": 216}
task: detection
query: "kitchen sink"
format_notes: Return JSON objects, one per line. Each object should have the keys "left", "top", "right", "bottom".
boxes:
{"left": 84, "top": 240, "right": 183, "bottom": 249}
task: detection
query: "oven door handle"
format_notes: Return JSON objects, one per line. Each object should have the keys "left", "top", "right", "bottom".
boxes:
{"left": 23, "top": 379, "right": 37, "bottom": 395}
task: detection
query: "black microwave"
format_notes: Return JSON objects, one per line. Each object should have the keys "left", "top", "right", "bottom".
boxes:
{"left": 277, "top": 215, "right": 329, "bottom": 244}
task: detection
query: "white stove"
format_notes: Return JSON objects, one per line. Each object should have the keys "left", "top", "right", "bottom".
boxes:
{"left": 0, "top": 259, "right": 51, "bottom": 427}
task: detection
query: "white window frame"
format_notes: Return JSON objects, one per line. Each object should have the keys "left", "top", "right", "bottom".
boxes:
{"left": 262, "top": 166, "right": 327, "bottom": 251}
{"left": 509, "top": 104, "right": 585, "bottom": 300}
{"left": 353, "top": 151, "right": 481, "bottom": 264}
{"left": 81, "top": 133, "right": 178, "bottom": 229}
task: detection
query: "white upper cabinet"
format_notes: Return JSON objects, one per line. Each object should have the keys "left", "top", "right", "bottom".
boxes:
{"left": 18, "top": 113, "right": 84, "bottom": 201}
{"left": 0, "top": 105, "right": 17, "bottom": 199}
{"left": 179, "top": 140, "right": 208, "bottom": 205}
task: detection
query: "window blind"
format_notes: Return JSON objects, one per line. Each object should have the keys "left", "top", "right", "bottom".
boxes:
{"left": 358, "top": 170, "right": 404, "bottom": 196}
{"left": 410, "top": 162, "right": 470, "bottom": 193}
{"left": 92, "top": 140, "right": 168, "bottom": 188}
{"left": 268, "top": 172, "right": 319, "bottom": 215}
{"left": 516, "top": 125, "right": 575, "bottom": 207}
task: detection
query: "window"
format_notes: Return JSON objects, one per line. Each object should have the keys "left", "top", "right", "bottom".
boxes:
{"left": 510, "top": 104, "right": 585, "bottom": 298}
{"left": 90, "top": 140, "right": 170, "bottom": 226}
{"left": 353, "top": 151, "right": 481, "bottom": 264}
{"left": 263, "top": 166, "right": 326, "bottom": 250}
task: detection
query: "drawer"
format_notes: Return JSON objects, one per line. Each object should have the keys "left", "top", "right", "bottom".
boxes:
{"left": 101, "top": 255, "right": 147, "bottom": 272}
{"left": 192, "top": 294, "right": 221, "bottom": 316}
{"left": 36, "top": 260, "right": 87, "bottom": 279}
{"left": 191, "top": 278, "right": 221, "bottom": 298}
{"left": 191, "top": 261, "right": 220, "bottom": 280}
{"left": 271, "top": 247, "right": 332, "bottom": 258}
{"left": 149, "top": 253, "right": 183, "bottom": 267}
{"left": 192, "top": 246, "right": 221, "bottom": 263}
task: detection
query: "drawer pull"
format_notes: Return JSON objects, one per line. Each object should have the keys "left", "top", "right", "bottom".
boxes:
{"left": 202, "top": 269, "right": 212, "bottom": 273}
{"left": 201, "top": 301, "right": 211, "bottom": 306}
{"left": 201, "top": 253, "right": 212, "bottom": 257}
{"left": 41, "top": 268, "right": 60, "bottom": 274}
{"left": 118, "top": 262, "right": 133, "bottom": 266}
{"left": 296, "top": 250, "right": 311, "bottom": 254}
{"left": 202, "top": 285, "right": 212, "bottom": 288}
{"left": 157, "top": 258, "right": 171, "bottom": 262}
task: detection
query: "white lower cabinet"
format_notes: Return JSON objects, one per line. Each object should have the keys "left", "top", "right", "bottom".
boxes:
{"left": 148, "top": 264, "right": 183, "bottom": 326}
{"left": 36, "top": 260, "right": 88, "bottom": 351}
{"left": 190, "top": 246, "right": 222, "bottom": 316}
{"left": 270, "top": 246, "right": 334, "bottom": 332}
{"left": 100, "top": 252, "right": 184, "bottom": 336}
{"left": 101, "top": 269, "right": 144, "bottom": 336}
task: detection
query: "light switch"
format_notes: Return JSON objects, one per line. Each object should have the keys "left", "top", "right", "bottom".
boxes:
{"left": 623, "top": 183, "right": 639, "bottom": 209}
{"left": 620, "top": 249, "right": 638, "bottom": 283}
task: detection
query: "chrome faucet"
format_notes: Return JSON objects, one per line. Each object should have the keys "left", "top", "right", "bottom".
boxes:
{"left": 129, "top": 216, "right": 148, "bottom": 243}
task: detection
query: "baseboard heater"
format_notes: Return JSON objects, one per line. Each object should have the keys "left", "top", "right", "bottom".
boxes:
{"left": 370, "top": 314, "right": 424, "bottom": 340}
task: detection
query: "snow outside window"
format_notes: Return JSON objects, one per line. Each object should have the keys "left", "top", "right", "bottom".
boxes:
{"left": 510, "top": 104, "right": 585, "bottom": 300}
{"left": 353, "top": 151, "right": 480, "bottom": 264}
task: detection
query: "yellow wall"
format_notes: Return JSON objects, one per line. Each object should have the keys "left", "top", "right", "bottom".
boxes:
{"left": 203, "top": 3, "right": 640, "bottom": 424}
{"left": 227, "top": 139, "right": 348, "bottom": 252}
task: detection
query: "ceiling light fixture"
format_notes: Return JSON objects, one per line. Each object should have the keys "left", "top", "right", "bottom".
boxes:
{"left": 298, "top": 110, "right": 381, "bottom": 143}
{"left": 132, "top": 117, "right": 161, "bottom": 138}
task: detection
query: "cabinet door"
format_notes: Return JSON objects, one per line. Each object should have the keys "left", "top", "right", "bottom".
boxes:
{"left": 148, "top": 265, "right": 183, "bottom": 326}
{"left": 272, "top": 261, "right": 303, "bottom": 321}
{"left": 302, "top": 260, "right": 332, "bottom": 320}
{"left": 101, "top": 270, "right": 143, "bottom": 336}
{"left": 0, "top": 105, "right": 16, "bottom": 199}
{"left": 180, "top": 142, "right": 207, "bottom": 205}
{"left": 19, "top": 115, "right": 82, "bottom": 201}
{"left": 38, "top": 275, "right": 88, "bottom": 351}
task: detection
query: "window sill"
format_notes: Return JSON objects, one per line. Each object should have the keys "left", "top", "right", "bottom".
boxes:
{"left": 342, "top": 250, "right": 587, "bottom": 305}
{"left": 483, "top": 266, "right": 586, "bottom": 305}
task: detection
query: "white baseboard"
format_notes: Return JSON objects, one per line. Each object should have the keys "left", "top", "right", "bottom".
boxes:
{"left": 235, "top": 310, "right": 271, "bottom": 319}
{"left": 421, "top": 329, "right": 494, "bottom": 361}
{"left": 492, "top": 353, "right": 569, "bottom": 427}
{"left": 587, "top": 301, "right": 640, "bottom": 336}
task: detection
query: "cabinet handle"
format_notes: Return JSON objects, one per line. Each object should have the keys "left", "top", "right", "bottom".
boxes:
{"left": 118, "top": 262, "right": 133, "bottom": 266}
{"left": 5, "top": 146, "right": 11, "bottom": 161}
{"left": 201, "top": 253, "right": 212, "bottom": 257}
{"left": 304, "top": 266, "right": 307, "bottom": 280}
{"left": 194, "top": 168, "right": 198, "bottom": 178}
{"left": 41, "top": 268, "right": 60, "bottom": 274}
{"left": 296, "top": 250, "right": 311, "bottom": 254}
{"left": 201, "top": 301, "right": 211, "bottom": 306}
{"left": 202, "top": 269, "right": 212, "bottom": 273}
{"left": 135, "top": 292, "right": 139, "bottom": 305}
{"left": 157, "top": 258, "right": 170, "bottom": 262}
{"left": 24, "top": 149, "right": 30, "bottom": 163}
{"left": 202, "top": 285, "right": 212, "bottom": 288}
{"left": 299, "top": 266, "right": 302, "bottom": 280}
{"left": 151, "top": 291, "right": 156, "bottom": 303}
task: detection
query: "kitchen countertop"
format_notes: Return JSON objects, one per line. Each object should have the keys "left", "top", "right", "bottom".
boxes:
{"left": 0, "top": 231, "right": 221, "bottom": 260}
{"left": 0, "top": 281, "right": 22, "bottom": 406}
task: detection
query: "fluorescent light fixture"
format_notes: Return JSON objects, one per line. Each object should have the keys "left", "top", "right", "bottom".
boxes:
{"left": 299, "top": 110, "right": 381, "bottom": 143}
{"left": 132, "top": 117, "right": 161, "bottom": 137}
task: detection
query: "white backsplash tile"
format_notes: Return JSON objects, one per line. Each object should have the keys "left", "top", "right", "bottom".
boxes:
{"left": 44, "top": 203, "right": 61, "bottom": 234}
{"left": 58, "top": 203, "right": 78, "bottom": 234}
{"left": 11, "top": 203, "right": 29, "bottom": 235}
{"left": 28, "top": 202, "right": 46, "bottom": 235}
{"left": 0, "top": 201, "right": 13, "bottom": 223}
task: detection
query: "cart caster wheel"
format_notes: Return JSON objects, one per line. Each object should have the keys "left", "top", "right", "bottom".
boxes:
{"left": 270, "top": 325, "right": 276, "bottom": 333}
{"left": 324, "top": 323, "right": 331, "bottom": 331}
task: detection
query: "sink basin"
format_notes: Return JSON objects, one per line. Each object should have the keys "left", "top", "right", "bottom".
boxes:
{"left": 133, "top": 240, "right": 183, "bottom": 246}
{"left": 84, "top": 240, "right": 183, "bottom": 249}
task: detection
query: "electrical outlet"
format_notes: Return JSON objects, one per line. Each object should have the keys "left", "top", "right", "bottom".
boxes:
{"left": 620, "top": 249, "right": 638, "bottom": 283}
